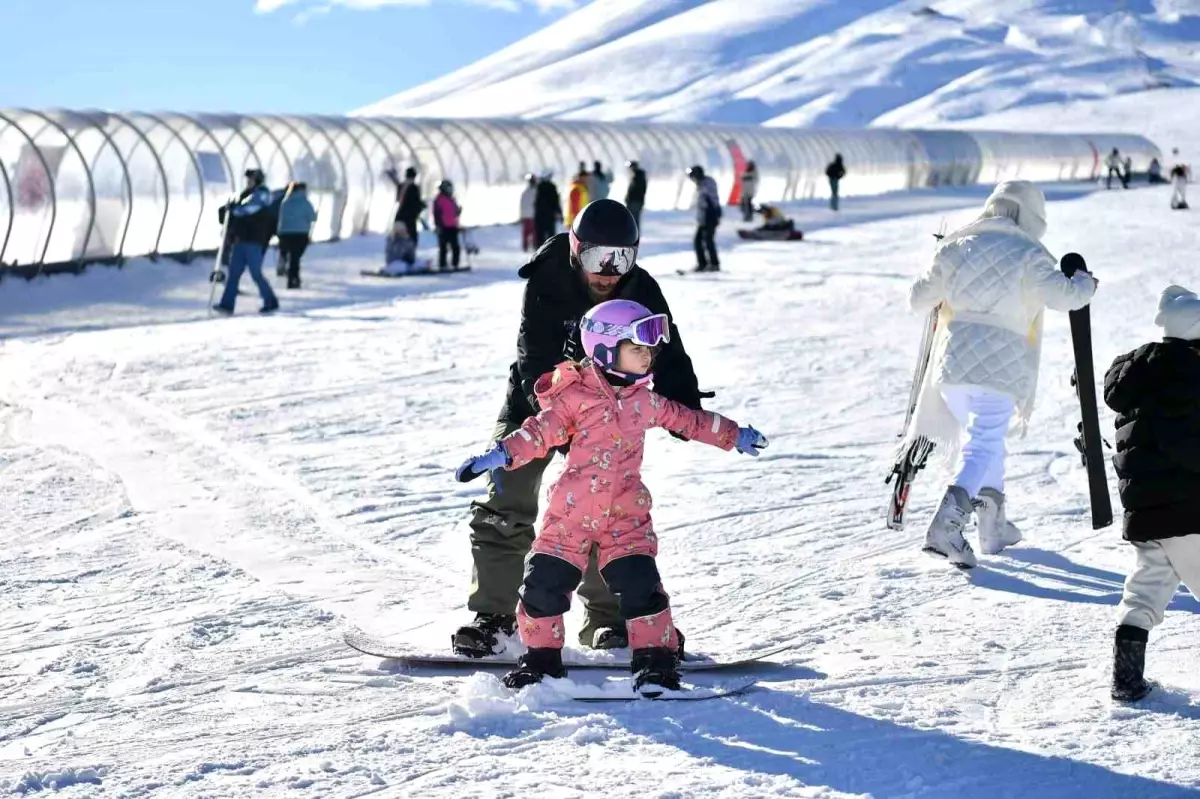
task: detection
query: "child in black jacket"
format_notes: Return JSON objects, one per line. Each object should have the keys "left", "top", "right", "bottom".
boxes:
{"left": 1103, "top": 285, "right": 1200, "bottom": 701}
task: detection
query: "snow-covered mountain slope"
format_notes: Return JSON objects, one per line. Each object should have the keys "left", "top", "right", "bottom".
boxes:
{"left": 358, "top": 0, "right": 1200, "bottom": 128}
{"left": 3, "top": 182, "right": 1200, "bottom": 796}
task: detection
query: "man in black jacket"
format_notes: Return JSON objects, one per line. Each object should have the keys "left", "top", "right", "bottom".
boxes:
{"left": 385, "top": 166, "right": 425, "bottom": 248}
{"left": 455, "top": 199, "right": 705, "bottom": 657}
{"left": 1104, "top": 284, "right": 1200, "bottom": 702}
{"left": 533, "top": 172, "right": 562, "bottom": 248}
{"left": 624, "top": 160, "right": 647, "bottom": 231}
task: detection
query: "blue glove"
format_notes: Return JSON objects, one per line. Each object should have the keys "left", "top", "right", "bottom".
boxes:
{"left": 736, "top": 426, "right": 769, "bottom": 457}
{"left": 455, "top": 444, "right": 511, "bottom": 483}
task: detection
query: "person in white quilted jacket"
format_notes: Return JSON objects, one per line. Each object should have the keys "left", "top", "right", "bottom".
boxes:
{"left": 907, "top": 180, "right": 1097, "bottom": 568}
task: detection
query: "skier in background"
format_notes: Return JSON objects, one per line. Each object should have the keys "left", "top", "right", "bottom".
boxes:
{"left": 906, "top": 180, "right": 1096, "bottom": 569}
{"left": 533, "top": 172, "right": 562, "bottom": 247}
{"left": 1104, "top": 285, "right": 1200, "bottom": 702}
{"left": 455, "top": 299, "right": 767, "bottom": 693}
{"left": 520, "top": 173, "right": 538, "bottom": 252}
{"left": 826, "top": 154, "right": 846, "bottom": 211}
{"left": 213, "top": 168, "right": 279, "bottom": 315}
{"left": 432, "top": 180, "right": 462, "bottom": 271}
{"left": 624, "top": 160, "right": 647, "bottom": 232}
{"left": 452, "top": 199, "right": 710, "bottom": 659}
{"left": 687, "top": 165, "right": 721, "bottom": 272}
{"left": 276, "top": 181, "right": 316, "bottom": 290}
{"left": 384, "top": 166, "right": 426, "bottom": 248}
{"left": 1148, "top": 158, "right": 1165, "bottom": 184}
{"left": 567, "top": 167, "right": 591, "bottom": 228}
{"left": 1106, "top": 148, "right": 1127, "bottom": 190}
{"left": 740, "top": 160, "right": 758, "bottom": 222}
{"left": 1170, "top": 150, "right": 1190, "bottom": 209}
{"left": 588, "top": 161, "right": 611, "bottom": 201}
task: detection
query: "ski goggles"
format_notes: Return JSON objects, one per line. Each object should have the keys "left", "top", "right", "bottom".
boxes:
{"left": 575, "top": 243, "right": 638, "bottom": 276}
{"left": 581, "top": 313, "right": 671, "bottom": 348}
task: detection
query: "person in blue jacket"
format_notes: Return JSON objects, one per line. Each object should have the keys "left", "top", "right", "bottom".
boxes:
{"left": 277, "top": 182, "right": 317, "bottom": 289}
{"left": 215, "top": 168, "right": 279, "bottom": 314}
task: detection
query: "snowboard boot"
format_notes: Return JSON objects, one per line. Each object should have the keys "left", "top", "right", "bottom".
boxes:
{"left": 974, "top": 488, "right": 1023, "bottom": 556}
{"left": 591, "top": 627, "right": 629, "bottom": 650}
{"left": 1112, "top": 625, "right": 1153, "bottom": 702}
{"left": 451, "top": 613, "right": 517, "bottom": 658}
{"left": 922, "top": 485, "right": 977, "bottom": 569}
{"left": 502, "top": 647, "right": 566, "bottom": 689}
{"left": 631, "top": 646, "right": 682, "bottom": 696}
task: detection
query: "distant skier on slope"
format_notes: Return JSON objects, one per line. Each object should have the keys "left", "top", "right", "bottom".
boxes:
{"left": 534, "top": 172, "right": 563, "bottom": 247}
{"left": 905, "top": 180, "right": 1097, "bottom": 569}
{"left": 1104, "top": 285, "right": 1200, "bottom": 702}
{"left": 1169, "top": 153, "right": 1190, "bottom": 210}
{"left": 624, "top": 160, "right": 647, "bottom": 232}
{"left": 687, "top": 165, "right": 722, "bottom": 272}
{"left": 454, "top": 299, "right": 768, "bottom": 694}
{"left": 826, "top": 154, "right": 846, "bottom": 211}
{"left": 451, "top": 200, "right": 711, "bottom": 659}
{"left": 1106, "top": 148, "right": 1127, "bottom": 190}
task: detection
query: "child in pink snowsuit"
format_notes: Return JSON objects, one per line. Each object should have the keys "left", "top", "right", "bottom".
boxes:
{"left": 456, "top": 299, "right": 768, "bottom": 695}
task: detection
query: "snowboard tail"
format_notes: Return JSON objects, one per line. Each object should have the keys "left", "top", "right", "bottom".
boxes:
{"left": 1060, "top": 253, "right": 1113, "bottom": 529}
{"left": 361, "top": 265, "right": 471, "bottom": 278}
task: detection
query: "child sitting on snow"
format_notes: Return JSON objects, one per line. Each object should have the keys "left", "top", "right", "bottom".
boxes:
{"left": 755, "top": 203, "right": 795, "bottom": 232}
{"left": 454, "top": 299, "right": 768, "bottom": 695}
{"left": 382, "top": 221, "right": 418, "bottom": 275}
{"left": 1104, "top": 285, "right": 1200, "bottom": 702}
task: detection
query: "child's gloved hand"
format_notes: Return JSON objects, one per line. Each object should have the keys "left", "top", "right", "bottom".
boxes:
{"left": 455, "top": 444, "right": 510, "bottom": 483}
{"left": 736, "top": 426, "right": 769, "bottom": 457}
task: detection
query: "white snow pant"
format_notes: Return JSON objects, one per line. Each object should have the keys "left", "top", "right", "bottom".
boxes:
{"left": 1116, "top": 536, "right": 1200, "bottom": 631}
{"left": 940, "top": 386, "right": 1015, "bottom": 498}
{"left": 1172, "top": 177, "right": 1188, "bottom": 206}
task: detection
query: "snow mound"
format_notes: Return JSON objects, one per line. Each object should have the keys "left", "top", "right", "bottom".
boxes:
{"left": 359, "top": 0, "right": 1200, "bottom": 129}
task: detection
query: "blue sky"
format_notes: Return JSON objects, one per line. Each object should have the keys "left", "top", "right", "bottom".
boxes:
{"left": 0, "top": 0, "right": 573, "bottom": 114}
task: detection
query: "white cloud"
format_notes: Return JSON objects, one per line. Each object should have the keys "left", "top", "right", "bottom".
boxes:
{"left": 255, "top": 0, "right": 574, "bottom": 14}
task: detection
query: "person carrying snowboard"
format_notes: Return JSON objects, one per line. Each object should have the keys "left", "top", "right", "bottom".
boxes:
{"left": 454, "top": 199, "right": 710, "bottom": 659}
{"left": 906, "top": 180, "right": 1097, "bottom": 568}
{"left": 1104, "top": 285, "right": 1200, "bottom": 702}
{"left": 455, "top": 299, "right": 769, "bottom": 693}
{"left": 213, "top": 168, "right": 279, "bottom": 315}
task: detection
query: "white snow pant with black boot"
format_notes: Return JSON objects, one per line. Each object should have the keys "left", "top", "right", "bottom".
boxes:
{"left": 940, "top": 386, "right": 1015, "bottom": 497}
{"left": 1172, "top": 176, "right": 1188, "bottom": 208}
{"left": 1117, "top": 535, "right": 1200, "bottom": 631}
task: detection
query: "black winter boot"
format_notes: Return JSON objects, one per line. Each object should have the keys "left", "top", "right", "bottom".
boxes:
{"left": 502, "top": 647, "right": 566, "bottom": 689}
{"left": 451, "top": 613, "right": 516, "bottom": 658}
{"left": 1112, "top": 624, "right": 1153, "bottom": 702}
{"left": 631, "top": 647, "right": 682, "bottom": 696}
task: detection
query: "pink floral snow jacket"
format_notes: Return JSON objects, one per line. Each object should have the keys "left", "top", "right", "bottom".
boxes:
{"left": 500, "top": 360, "right": 739, "bottom": 541}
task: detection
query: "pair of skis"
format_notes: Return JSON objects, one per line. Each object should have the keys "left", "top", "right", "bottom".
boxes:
{"left": 887, "top": 251, "right": 1112, "bottom": 530}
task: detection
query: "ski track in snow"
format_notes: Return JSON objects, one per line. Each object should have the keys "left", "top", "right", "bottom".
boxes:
{"left": 1, "top": 184, "right": 1198, "bottom": 797}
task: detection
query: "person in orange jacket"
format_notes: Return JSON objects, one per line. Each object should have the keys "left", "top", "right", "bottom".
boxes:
{"left": 567, "top": 166, "right": 591, "bottom": 228}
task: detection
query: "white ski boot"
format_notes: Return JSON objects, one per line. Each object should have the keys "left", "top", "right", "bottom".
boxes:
{"left": 922, "top": 486, "right": 977, "bottom": 569}
{"left": 974, "top": 488, "right": 1022, "bottom": 556}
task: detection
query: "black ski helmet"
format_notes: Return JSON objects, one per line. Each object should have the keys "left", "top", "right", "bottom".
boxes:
{"left": 245, "top": 168, "right": 265, "bottom": 186}
{"left": 686, "top": 164, "right": 705, "bottom": 180}
{"left": 569, "top": 199, "right": 639, "bottom": 276}
{"left": 405, "top": 166, "right": 418, "bottom": 179}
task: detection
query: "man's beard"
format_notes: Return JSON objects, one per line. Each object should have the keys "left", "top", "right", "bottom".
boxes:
{"left": 587, "top": 283, "right": 616, "bottom": 301}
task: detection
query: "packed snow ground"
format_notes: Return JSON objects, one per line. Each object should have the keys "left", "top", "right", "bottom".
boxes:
{"left": 2, "top": 179, "right": 1199, "bottom": 797}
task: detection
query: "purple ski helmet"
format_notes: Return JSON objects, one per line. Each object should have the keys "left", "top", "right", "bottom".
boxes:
{"left": 579, "top": 299, "right": 671, "bottom": 382}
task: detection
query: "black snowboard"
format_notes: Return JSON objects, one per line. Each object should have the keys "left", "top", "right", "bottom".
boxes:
{"left": 1060, "top": 253, "right": 1113, "bottom": 529}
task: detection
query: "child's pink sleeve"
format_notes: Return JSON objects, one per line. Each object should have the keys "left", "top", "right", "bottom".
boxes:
{"left": 501, "top": 404, "right": 574, "bottom": 468}
{"left": 652, "top": 395, "right": 739, "bottom": 451}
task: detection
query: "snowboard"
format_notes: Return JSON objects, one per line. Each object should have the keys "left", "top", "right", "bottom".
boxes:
{"left": 571, "top": 678, "right": 758, "bottom": 702}
{"left": 206, "top": 195, "right": 237, "bottom": 316}
{"left": 886, "top": 305, "right": 939, "bottom": 530}
{"left": 1060, "top": 252, "right": 1113, "bottom": 530}
{"left": 343, "top": 629, "right": 795, "bottom": 672}
{"left": 360, "top": 265, "right": 471, "bottom": 278}
{"left": 737, "top": 228, "right": 804, "bottom": 241}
